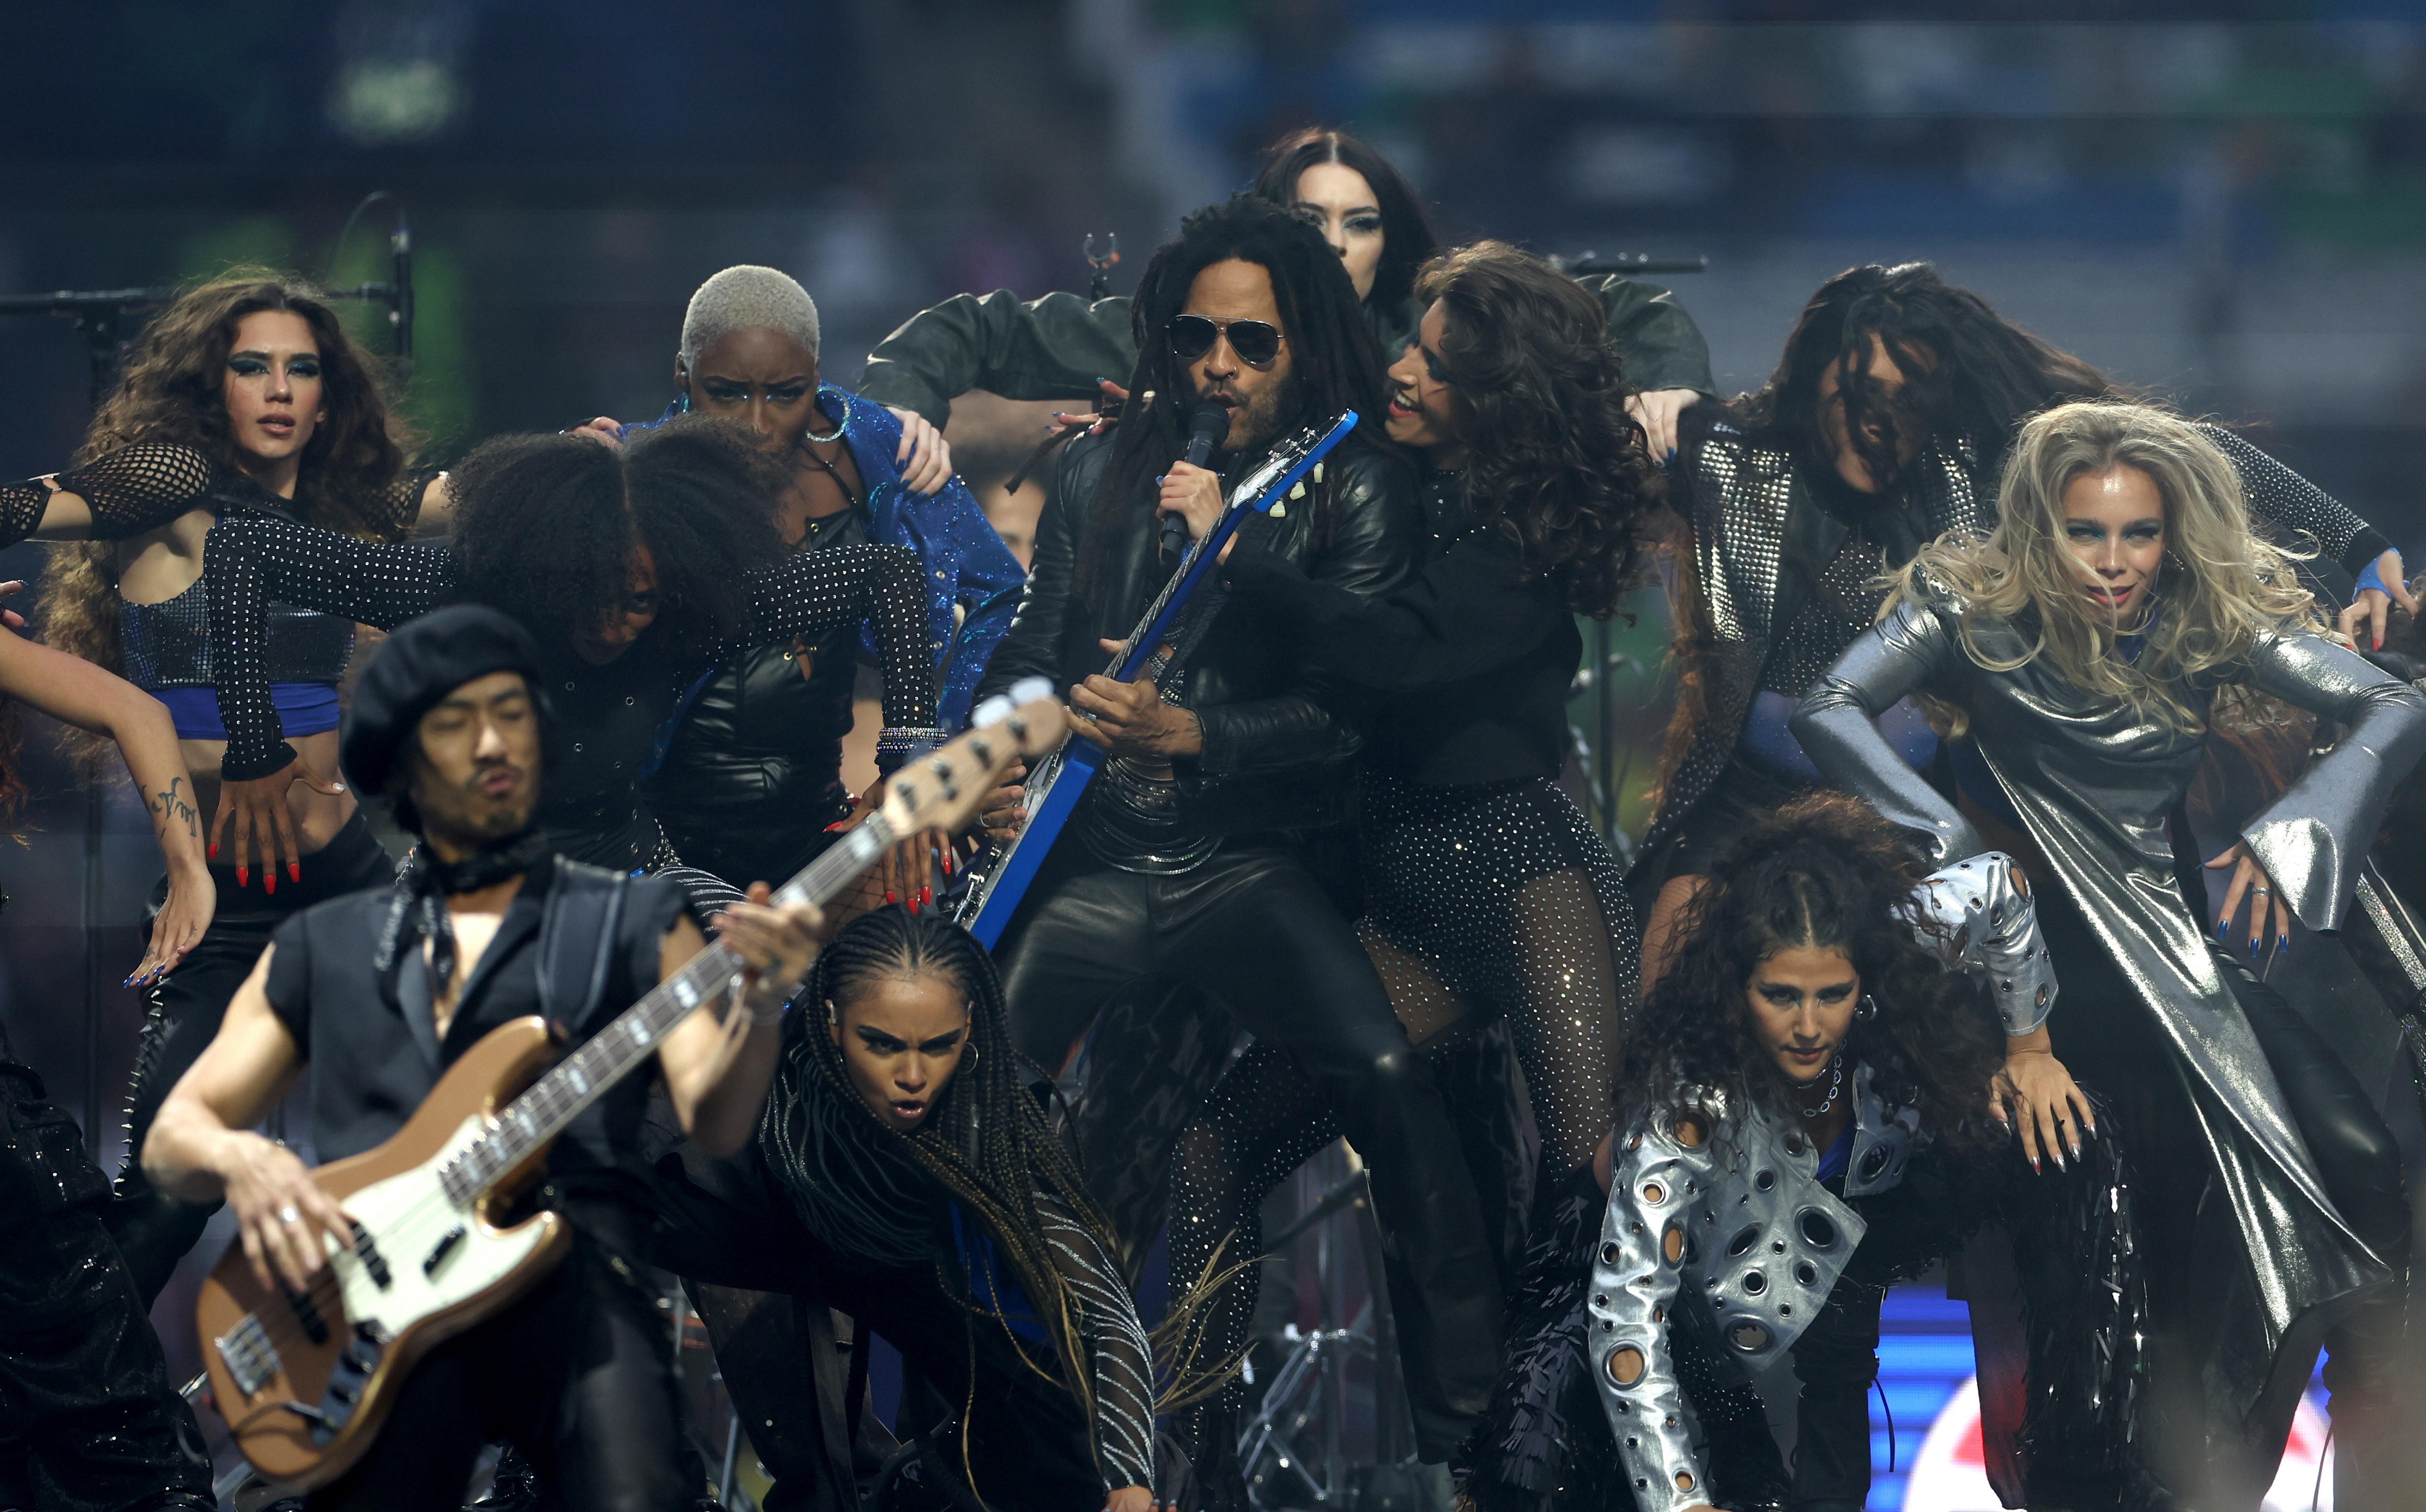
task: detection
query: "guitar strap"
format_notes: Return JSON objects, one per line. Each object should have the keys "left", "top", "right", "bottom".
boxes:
{"left": 535, "top": 859, "right": 632, "bottom": 1036}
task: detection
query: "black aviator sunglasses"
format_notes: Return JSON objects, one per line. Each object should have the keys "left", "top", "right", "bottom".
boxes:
{"left": 1167, "top": 314, "right": 1285, "bottom": 369}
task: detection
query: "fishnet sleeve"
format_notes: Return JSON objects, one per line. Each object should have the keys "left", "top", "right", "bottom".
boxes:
{"left": 0, "top": 442, "right": 221, "bottom": 547}
{"left": 2200, "top": 424, "right": 2390, "bottom": 576}
{"left": 203, "top": 509, "right": 453, "bottom": 778}
{"left": 744, "top": 542, "right": 938, "bottom": 731}
{"left": 1036, "top": 1187, "right": 1157, "bottom": 1493}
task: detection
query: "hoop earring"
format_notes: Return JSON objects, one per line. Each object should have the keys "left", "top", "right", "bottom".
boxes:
{"left": 823, "top": 997, "right": 837, "bottom": 1029}
{"left": 678, "top": 389, "right": 692, "bottom": 414}
{"left": 1855, "top": 994, "right": 1879, "bottom": 1024}
{"left": 963, "top": 1042, "right": 979, "bottom": 1069}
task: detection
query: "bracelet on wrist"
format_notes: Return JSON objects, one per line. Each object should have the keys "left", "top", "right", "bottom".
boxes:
{"left": 875, "top": 726, "right": 949, "bottom": 767}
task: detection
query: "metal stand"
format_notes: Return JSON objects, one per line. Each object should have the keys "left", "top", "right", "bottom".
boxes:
{"left": 1236, "top": 1150, "right": 1432, "bottom": 1511}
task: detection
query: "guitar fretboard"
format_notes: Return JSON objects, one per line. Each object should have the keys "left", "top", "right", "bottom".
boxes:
{"left": 437, "top": 819, "right": 892, "bottom": 1206}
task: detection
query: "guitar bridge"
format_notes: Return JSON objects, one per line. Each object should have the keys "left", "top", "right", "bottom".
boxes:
{"left": 216, "top": 1313, "right": 281, "bottom": 1397}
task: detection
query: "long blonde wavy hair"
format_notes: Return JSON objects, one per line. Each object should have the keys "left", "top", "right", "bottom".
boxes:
{"left": 1897, "top": 399, "right": 2321, "bottom": 736}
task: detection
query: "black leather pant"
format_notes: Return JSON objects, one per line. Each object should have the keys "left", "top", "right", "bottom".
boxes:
{"left": 2227, "top": 963, "right": 2414, "bottom": 1390}
{"left": 308, "top": 1236, "right": 694, "bottom": 1512}
{"left": 0, "top": 1057, "right": 213, "bottom": 1512}
{"left": 993, "top": 840, "right": 1504, "bottom": 1456}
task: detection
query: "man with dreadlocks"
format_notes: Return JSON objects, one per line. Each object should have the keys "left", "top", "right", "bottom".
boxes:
{"left": 1635, "top": 260, "right": 2416, "bottom": 989}
{"left": 968, "top": 194, "right": 1505, "bottom": 1477}
{"left": 144, "top": 605, "right": 826, "bottom": 1512}
{"left": 653, "top": 905, "right": 1162, "bottom": 1512}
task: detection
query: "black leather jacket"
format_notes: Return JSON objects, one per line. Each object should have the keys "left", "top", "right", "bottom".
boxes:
{"left": 645, "top": 627, "right": 859, "bottom": 888}
{"left": 975, "top": 426, "right": 1420, "bottom": 839}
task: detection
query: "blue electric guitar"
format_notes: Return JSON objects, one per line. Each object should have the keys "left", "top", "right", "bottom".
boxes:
{"left": 955, "top": 409, "right": 1360, "bottom": 946}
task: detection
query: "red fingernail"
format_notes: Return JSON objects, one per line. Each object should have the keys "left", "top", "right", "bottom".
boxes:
{"left": 943, "top": 853, "right": 955, "bottom": 877}
{"left": 288, "top": 862, "right": 300, "bottom": 883}
{"left": 920, "top": 886, "right": 932, "bottom": 907}
{"left": 263, "top": 872, "right": 276, "bottom": 896}
{"left": 208, "top": 842, "right": 218, "bottom": 861}
{"left": 236, "top": 866, "right": 248, "bottom": 888}
{"left": 909, "top": 898, "right": 920, "bottom": 915}
{"left": 885, "top": 892, "right": 897, "bottom": 905}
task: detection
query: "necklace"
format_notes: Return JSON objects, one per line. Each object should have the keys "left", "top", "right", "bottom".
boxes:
{"left": 1798, "top": 1054, "right": 1845, "bottom": 1120}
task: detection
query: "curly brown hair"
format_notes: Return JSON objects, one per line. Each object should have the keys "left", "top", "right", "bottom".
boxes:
{"left": 1621, "top": 792, "right": 2007, "bottom": 1153}
{"left": 45, "top": 270, "right": 418, "bottom": 683}
{"left": 1418, "top": 241, "right": 1663, "bottom": 618}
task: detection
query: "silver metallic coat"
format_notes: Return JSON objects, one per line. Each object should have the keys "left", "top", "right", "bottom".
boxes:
{"left": 1791, "top": 581, "right": 2426, "bottom": 1421}
{"left": 1586, "top": 854, "right": 2048, "bottom": 1511}
{"left": 1644, "top": 422, "right": 2387, "bottom": 871}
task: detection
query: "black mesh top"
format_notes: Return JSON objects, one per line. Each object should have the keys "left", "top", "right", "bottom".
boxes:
{"left": 0, "top": 440, "right": 424, "bottom": 547}
{"left": 198, "top": 509, "right": 939, "bottom": 781}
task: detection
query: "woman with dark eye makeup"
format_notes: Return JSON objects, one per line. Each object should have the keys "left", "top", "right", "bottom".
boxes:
{"left": 572, "top": 266, "right": 1023, "bottom": 903}
{"left": 0, "top": 271, "right": 442, "bottom": 1302}
{"left": 650, "top": 906, "right": 1167, "bottom": 1512}
{"left": 856, "top": 126, "right": 1717, "bottom": 461}
{"left": 1462, "top": 795, "right": 2151, "bottom": 1512}
{"left": 1794, "top": 399, "right": 2426, "bottom": 1509}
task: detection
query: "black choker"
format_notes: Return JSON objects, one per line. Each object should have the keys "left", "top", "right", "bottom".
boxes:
{"left": 419, "top": 829, "right": 547, "bottom": 895}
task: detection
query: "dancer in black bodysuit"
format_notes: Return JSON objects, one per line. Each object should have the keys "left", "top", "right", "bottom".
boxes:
{"left": 655, "top": 906, "right": 1163, "bottom": 1512}
{"left": 0, "top": 272, "right": 441, "bottom": 1300}
{"left": 195, "top": 420, "right": 938, "bottom": 917}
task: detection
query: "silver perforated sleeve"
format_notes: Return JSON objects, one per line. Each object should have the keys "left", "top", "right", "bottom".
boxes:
{"left": 1586, "top": 1109, "right": 1716, "bottom": 1512}
{"left": 1907, "top": 851, "right": 2058, "bottom": 1036}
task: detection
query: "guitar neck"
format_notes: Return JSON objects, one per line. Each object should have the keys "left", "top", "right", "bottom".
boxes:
{"left": 438, "top": 820, "right": 894, "bottom": 1206}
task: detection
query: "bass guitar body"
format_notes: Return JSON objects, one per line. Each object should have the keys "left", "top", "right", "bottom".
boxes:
{"left": 195, "top": 1017, "right": 572, "bottom": 1492}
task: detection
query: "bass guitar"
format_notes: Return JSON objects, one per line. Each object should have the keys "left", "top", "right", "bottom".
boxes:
{"left": 954, "top": 410, "right": 1358, "bottom": 946}
{"left": 195, "top": 680, "right": 1064, "bottom": 1491}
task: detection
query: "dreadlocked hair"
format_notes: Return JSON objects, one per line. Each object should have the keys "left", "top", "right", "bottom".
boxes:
{"left": 1737, "top": 261, "right": 2110, "bottom": 497}
{"left": 785, "top": 906, "right": 1121, "bottom": 1406}
{"left": 1623, "top": 793, "right": 2007, "bottom": 1154}
{"left": 446, "top": 418, "right": 787, "bottom": 659}
{"left": 1417, "top": 240, "right": 1662, "bottom": 618}
{"left": 1079, "top": 193, "right": 1392, "bottom": 602}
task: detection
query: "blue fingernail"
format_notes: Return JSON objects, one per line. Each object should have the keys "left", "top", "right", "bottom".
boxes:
{"left": 2250, "top": 936, "right": 2262, "bottom": 959}
{"left": 2278, "top": 933, "right": 2290, "bottom": 957}
{"left": 2215, "top": 918, "right": 2230, "bottom": 940}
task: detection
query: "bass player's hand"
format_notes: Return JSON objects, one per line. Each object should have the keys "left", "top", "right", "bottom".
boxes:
{"left": 219, "top": 1129, "right": 353, "bottom": 1293}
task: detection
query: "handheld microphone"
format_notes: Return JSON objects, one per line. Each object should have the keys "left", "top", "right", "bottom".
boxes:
{"left": 1162, "top": 401, "right": 1231, "bottom": 562}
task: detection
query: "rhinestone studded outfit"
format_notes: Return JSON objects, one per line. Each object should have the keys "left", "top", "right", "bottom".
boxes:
{"left": 197, "top": 509, "right": 938, "bottom": 783}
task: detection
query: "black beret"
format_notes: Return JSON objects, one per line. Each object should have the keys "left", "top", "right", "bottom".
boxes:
{"left": 340, "top": 605, "right": 550, "bottom": 797}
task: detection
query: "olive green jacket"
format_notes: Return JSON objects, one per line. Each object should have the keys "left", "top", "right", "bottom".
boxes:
{"left": 856, "top": 275, "right": 1717, "bottom": 429}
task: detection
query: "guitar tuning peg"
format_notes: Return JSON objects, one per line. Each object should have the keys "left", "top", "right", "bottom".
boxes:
{"left": 971, "top": 695, "right": 1014, "bottom": 728}
{"left": 1007, "top": 676, "right": 1054, "bottom": 707}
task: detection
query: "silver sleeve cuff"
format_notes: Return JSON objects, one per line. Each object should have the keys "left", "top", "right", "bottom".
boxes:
{"left": 1907, "top": 851, "right": 2058, "bottom": 1036}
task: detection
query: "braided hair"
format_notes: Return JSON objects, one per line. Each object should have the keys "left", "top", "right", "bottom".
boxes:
{"left": 781, "top": 906, "right": 1120, "bottom": 1405}
{"left": 1623, "top": 793, "right": 2006, "bottom": 1153}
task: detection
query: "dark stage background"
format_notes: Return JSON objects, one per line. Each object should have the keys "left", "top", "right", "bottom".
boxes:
{"left": 3, "top": 3, "right": 2420, "bottom": 1504}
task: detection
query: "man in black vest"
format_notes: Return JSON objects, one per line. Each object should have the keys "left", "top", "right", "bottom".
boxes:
{"left": 972, "top": 196, "right": 1502, "bottom": 1479}
{"left": 144, "top": 605, "right": 825, "bottom": 1512}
